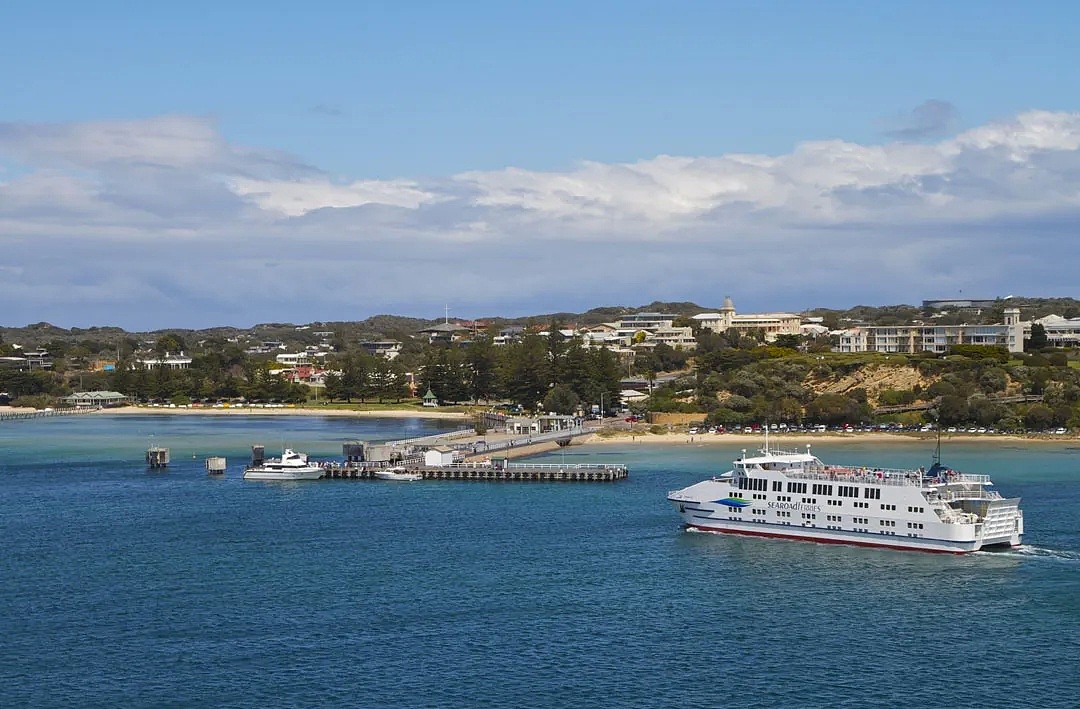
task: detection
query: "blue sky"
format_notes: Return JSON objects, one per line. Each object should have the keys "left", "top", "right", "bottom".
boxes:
{"left": 2, "top": 2, "right": 1079, "bottom": 328}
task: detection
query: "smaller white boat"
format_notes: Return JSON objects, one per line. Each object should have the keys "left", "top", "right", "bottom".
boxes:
{"left": 243, "top": 449, "right": 323, "bottom": 481}
{"left": 374, "top": 466, "right": 422, "bottom": 482}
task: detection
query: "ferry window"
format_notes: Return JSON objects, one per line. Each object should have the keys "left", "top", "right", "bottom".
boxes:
{"left": 772, "top": 481, "right": 782, "bottom": 492}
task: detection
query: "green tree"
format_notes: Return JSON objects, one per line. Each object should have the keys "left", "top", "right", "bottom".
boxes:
{"left": 542, "top": 384, "right": 580, "bottom": 415}
{"left": 323, "top": 372, "right": 344, "bottom": 402}
{"left": 589, "top": 347, "right": 623, "bottom": 413}
{"left": 1027, "top": 323, "right": 1049, "bottom": 351}
{"left": 558, "top": 341, "right": 594, "bottom": 403}
{"left": 1024, "top": 403, "right": 1054, "bottom": 430}
{"left": 465, "top": 338, "right": 498, "bottom": 402}
{"left": 774, "top": 334, "right": 802, "bottom": 350}
{"left": 978, "top": 368, "right": 1008, "bottom": 394}
{"left": 341, "top": 352, "right": 371, "bottom": 402}
{"left": 155, "top": 333, "right": 186, "bottom": 355}
{"left": 937, "top": 394, "right": 970, "bottom": 426}
{"left": 805, "top": 393, "right": 868, "bottom": 425}
{"left": 968, "top": 395, "right": 1004, "bottom": 427}
{"left": 499, "top": 335, "right": 550, "bottom": 410}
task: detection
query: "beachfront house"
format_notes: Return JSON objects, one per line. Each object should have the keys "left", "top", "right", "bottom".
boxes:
{"left": 359, "top": 340, "right": 403, "bottom": 360}
{"left": 60, "top": 391, "right": 130, "bottom": 408}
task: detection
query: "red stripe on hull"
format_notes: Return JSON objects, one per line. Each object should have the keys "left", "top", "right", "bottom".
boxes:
{"left": 686, "top": 524, "right": 968, "bottom": 555}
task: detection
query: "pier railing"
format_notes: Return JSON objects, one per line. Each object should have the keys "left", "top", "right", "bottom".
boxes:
{"left": 474, "top": 427, "right": 587, "bottom": 451}
{"left": 385, "top": 427, "right": 476, "bottom": 447}
{"left": 0, "top": 406, "right": 102, "bottom": 422}
{"left": 443, "top": 461, "right": 627, "bottom": 472}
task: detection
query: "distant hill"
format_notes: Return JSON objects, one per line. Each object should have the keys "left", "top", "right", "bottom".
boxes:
{"left": 3, "top": 297, "right": 1078, "bottom": 354}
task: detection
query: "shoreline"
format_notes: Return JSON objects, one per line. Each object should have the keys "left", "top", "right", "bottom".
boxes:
{"left": 85, "top": 405, "right": 471, "bottom": 420}
{"left": 583, "top": 431, "right": 1079, "bottom": 446}
{"left": 2, "top": 405, "right": 1076, "bottom": 445}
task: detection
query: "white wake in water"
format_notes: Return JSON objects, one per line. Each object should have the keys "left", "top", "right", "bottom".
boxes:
{"left": 1002, "top": 545, "right": 1080, "bottom": 562}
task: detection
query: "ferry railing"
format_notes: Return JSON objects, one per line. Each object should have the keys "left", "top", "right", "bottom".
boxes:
{"left": 937, "top": 489, "right": 1002, "bottom": 502}
{"left": 775, "top": 466, "right": 992, "bottom": 489}
{"left": 778, "top": 466, "right": 921, "bottom": 487}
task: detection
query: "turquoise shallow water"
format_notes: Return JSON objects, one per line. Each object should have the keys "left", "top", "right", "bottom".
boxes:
{"left": 2, "top": 416, "right": 1079, "bottom": 708}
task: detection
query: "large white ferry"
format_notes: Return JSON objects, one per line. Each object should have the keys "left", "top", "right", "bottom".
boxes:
{"left": 668, "top": 442, "right": 1022, "bottom": 554}
{"left": 243, "top": 449, "right": 324, "bottom": 481}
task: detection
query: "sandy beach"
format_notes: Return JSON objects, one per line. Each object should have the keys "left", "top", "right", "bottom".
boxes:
{"left": 3, "top": 405, "right": 1075, "bottom": 445}
{"left": 93, "top": 405, "right": 471, "bottom": 420}
{"left": 583, "top": 430, "right": 1078, "bottom": 446}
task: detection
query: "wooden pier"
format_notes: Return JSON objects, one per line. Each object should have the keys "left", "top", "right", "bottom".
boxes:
{"left": 321, "top": 462, "right": 628, "bottom": 483}
{"left": 0, "top": 406, "right": 101, "bottom": 422}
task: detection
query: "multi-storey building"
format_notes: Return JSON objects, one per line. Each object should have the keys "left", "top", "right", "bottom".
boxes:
{"left": 1026, "top": 315, "right": 1080, "bottom": 347}
{"left": 833, "top": 308, "right": 1023, "bottom": 354}
{"left": 692, "top": 297, "right": 802, "bottom": 342}
{"left": 610, "top": 313, "right": 697, "bottom": 350}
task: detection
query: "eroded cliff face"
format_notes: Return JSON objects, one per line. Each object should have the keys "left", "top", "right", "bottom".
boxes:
{"left": 806, "top": 364, "right": 935, "bottom": 407}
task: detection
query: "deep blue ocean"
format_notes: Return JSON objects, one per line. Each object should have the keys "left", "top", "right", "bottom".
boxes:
{"left": 2, "top": 415, "right": 1079, "bottom": 708}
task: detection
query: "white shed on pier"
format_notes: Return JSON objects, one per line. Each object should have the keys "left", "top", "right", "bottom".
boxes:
{"left": 423, "top": 447, "right": 456, "bottom": 467}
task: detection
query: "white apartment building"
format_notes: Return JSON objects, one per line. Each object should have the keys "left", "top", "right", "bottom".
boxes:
{"left": 609, "top": 313, "right": 697, "bottom": 350}
{"left": 833, "top": 308, "right": 1024, "bottom": 354}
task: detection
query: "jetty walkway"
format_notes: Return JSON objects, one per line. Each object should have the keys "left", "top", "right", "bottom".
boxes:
{"left": 0, "top": 406, "right": 102, "bottom": 422}
{"left": 382, "top": 423, "right": 601, "bottom": 462}
{"left": 321, "top": 461, "right": 628, "bottom": 482}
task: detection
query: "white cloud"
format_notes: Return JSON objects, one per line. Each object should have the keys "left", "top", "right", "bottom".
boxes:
{"left": 949, "top": 110, "right": 1080, "bottom": 156}
{"left": 1, "top": 110, "right": 1079, "bottom": 328}
{"left": 0, "top": 115, "right": 226, "bottom": 170}
{"left": 230, "top": 177, "right": 442, "bottom": 217}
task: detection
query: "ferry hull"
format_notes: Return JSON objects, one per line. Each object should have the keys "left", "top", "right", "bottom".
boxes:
{"left": 681, "top": 518, "right": 976, "bottom": 554}
{"left": 243, "top": 468, "right": 323, "bottom": 481}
